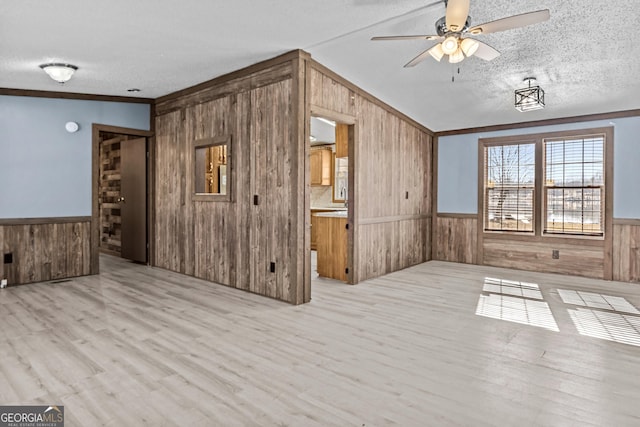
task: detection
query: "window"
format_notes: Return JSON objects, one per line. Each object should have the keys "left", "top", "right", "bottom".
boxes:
{"left": 481, "top": 128, "right": 610, "bottom": 238}
{"left": 484, "top": 143, "right": 535, "bottom": 232}
{"left": 193, "top": 136, "right": 231, "bottom": 201}
{"left": 333, "top": 156, "right": 348, "bottom": 203}
{"left": 544, "top": 136, "right": 604, "bottom": 235}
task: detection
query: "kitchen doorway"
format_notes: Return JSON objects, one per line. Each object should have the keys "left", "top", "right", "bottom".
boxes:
{"left": 309, "top": 112, "right": 355, "bottom": 285}
{"left": 91, "top": 124, "right": 153, "bottom": 272}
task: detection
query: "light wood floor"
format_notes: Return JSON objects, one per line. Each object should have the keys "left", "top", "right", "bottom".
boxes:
{"left": 1, "top": 255, "right": 639, "bottom": 426}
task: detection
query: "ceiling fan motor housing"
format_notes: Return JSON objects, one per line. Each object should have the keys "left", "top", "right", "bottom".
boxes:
{"left": 435, "top": 15, "right": 471, "bottom": 36}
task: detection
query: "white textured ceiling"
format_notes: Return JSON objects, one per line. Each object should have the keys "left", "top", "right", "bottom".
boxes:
{"left": 2, "top": 0, "right": 639, "bottom": 131}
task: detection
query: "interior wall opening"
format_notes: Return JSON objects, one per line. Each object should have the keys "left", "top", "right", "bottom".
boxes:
{"left": 309, "top": 115, "right": 354, "bottom": 286}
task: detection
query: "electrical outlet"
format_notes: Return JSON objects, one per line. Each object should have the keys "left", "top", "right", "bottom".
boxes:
{"left": 552, "top": 250, "right": 560, "bottom": 259}
{"left": 0, "top": 279, "right": 7, "bottom": 289}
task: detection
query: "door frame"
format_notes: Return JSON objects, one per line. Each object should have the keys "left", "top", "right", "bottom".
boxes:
{"left": 91, "top": 124, "right": 154, "bottom": 274}
{"left": 309, "top": 106, "right": 357, "bottom": 285}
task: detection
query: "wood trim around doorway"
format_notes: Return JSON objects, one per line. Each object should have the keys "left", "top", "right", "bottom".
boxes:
{"left": 91, "top": 124, "right": 154, "bottom": 274}
{"left": 309, "top": 107, "right": 357, "bottom": 284}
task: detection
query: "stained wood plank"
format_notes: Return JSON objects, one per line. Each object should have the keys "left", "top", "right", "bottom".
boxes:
{"left": 99, "top": 133, "right": 122, "bottom": 254}
{"left": 613, "top": 223, "right": 640, "bottom": 283}
{"left": 0, "top": 219, "right": 91, "bottom": 285}
{"left": 155, "top": 62, "right": 294, "bottom": 116}
{"left": 235, "top": 92, "right": 252, "bottom": 292}
{"left": 483, "top": 238, "right": 605, "bottom": 279}
{"left": 435, "top": 216, "right": 478, "bottom": 264}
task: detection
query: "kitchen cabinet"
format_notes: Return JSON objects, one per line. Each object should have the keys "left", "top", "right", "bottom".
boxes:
{"left": 314, "top": 212, "right": 347, "bottom": 282}
{"left": 311, "top": 208, "right": 346, "bottom": 250}
{"left": 311, "top": 213, "right": 320, "bottom": 250}
{"left": 335, "top": 124, "right": 348, "bottom": 158}
{"left": 310, "top": 148, "right": 331, "bottom": 186}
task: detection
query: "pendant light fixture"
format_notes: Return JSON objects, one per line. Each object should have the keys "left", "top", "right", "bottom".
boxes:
{"left": 515, "top": 77, "right": 545, "bottom": 112}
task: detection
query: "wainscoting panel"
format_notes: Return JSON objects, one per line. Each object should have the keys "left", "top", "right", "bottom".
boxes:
{"left": 613, "top": 221, "right": 640, "bottom": 283}
{"left": 0, "top": 218, "right": 91, "bottom": 285}
{"left": 435, "top": 215, "right": 477, "bottom": 264}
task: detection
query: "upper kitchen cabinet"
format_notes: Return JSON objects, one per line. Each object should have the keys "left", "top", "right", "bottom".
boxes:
{"left": 335, "top": 124, "right": 348, "bottom": 158}
{"left": 310, "top": 147, "right": 332, "bottom": 186}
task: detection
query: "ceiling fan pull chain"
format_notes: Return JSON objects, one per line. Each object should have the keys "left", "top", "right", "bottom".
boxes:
{"left": 451, "top": 65, "right": 462, "bottom": 82}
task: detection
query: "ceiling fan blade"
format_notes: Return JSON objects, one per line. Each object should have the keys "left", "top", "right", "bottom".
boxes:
{"left": 371, "top": 35, "right": 442, "bottom": 41}
{"left": 473, "top": 40, "right": 500, "bottom": 61}
{"left": 445, "top": 0, "right": 470, "bottom": 32}
{"left": 468, "top": 9, "right": 550, "bottom": 35}
{"left": 404, "top": 47, "right": 435, "bottom": 68}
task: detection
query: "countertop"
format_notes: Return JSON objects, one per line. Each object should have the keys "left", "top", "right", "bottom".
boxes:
{"left": 310, "top": 207, "right": 347, "bottom": 211}
{"left": 313, "top": 211, "right": 347, "bottom": 218}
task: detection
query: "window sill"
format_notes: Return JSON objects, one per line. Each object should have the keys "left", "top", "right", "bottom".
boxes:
{"left": 193, "top": 193, "right": 231, "bottom": 202}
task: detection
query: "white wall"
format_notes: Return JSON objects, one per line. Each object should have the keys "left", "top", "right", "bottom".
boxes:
{"left": 0, "top": 95, "right": 150, "bottom": 218}
{"left": 438, "top": 116, "right": 640, "bottom": 219}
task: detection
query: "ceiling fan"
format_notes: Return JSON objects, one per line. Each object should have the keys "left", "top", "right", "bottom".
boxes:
{"left": 371, "top": 0, "right": 550, "bottom": 67}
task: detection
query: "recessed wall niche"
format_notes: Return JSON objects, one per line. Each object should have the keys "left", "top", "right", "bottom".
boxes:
{"left": 193, "top": 135, "right": 232, "bottom": 202}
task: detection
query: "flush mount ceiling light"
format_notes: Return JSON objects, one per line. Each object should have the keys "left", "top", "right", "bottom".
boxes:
{"left": 39, "top": 63, "right": 78, "bottom": 84}
{"left": 515, "top": 77, "right": 545, "bottom": 112}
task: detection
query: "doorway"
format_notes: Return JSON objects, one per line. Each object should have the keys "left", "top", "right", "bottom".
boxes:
{"left": 91, "top": 124, "right": 153, "bottom": 272}
{"left": 309, "top": 112, "right": 355, "bottom": 285}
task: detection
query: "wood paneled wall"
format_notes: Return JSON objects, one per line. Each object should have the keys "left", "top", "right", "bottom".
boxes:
{"left": 434, "top": 215, "right": 477, "bottom": 264}
{"left": 308, "top": 63, "right": 433, "bottom": 283}
{"left": 153, "top": 52, "right": 306, "bottom": 304}
{"left": 434, "top": 214, "right": 640, "bottom": 283}
{"left": 0, "top": 218, "right": 91, "bottom": 285}
{"left": 99, "top": 134, "right": 123, "bottom": 254}
{"left": 433, "top": 213, "right": 607, "bottom": 279}
{"left": 613, "top": 220, "right": 640, "bottom": 283}
{"left": 482, "top": 236, "right": 606, "bottom": 279}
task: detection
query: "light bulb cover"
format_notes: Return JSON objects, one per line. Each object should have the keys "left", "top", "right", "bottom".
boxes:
{"left": 441, "top": 36, "right": 459, "bottom": 55}
{"left": 39, "top": 63, "right": 78, "bottom": 83}
{"left": 460, "top": 38, "right": 479, "bottom": 57}
{"left": 428, "top": 43, "right": 445, "bottom": 62}
{"left": 449, "top": 48, "right": 465, "bottom": 64}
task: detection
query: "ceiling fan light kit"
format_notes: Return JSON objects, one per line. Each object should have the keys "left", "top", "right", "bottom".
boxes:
{"left": 372, "top": 0, "right": 550, "bottom": 68}
{"left": 441, "top": 36, "right": 459, "bottom": 55}
{"left": 428, "top": 43, "right": 445, "bottom": 61}
{"left": 515, "top": 77, "right": 545, "bottom": 112}
{"left": 39, "top": 63, "right": 78, "bottom": 83}
{"left": 460, "top": 38, "right": 479, "bottom": 57}
{"left": 449, "top": 48, "right": 465, "bottom": 64}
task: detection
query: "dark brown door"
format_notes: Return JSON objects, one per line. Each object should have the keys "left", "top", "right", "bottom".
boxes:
{"left": 120, "top": 137, "right": 147, "bottom": 263}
